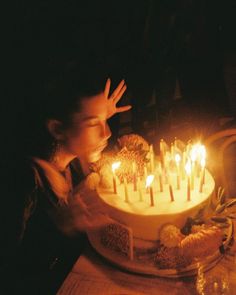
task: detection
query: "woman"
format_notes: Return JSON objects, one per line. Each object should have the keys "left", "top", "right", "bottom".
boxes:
{"left": 0, "top": 64, "right": 130, "bottom": 294}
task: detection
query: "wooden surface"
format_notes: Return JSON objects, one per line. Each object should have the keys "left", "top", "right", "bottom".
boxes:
{"left": 58, "top": 220, "right": 236, "bottom": 295}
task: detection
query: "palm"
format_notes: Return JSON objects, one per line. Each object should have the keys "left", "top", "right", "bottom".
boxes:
{"left": 104, "top": 78, "right": 131, "bottom": 119}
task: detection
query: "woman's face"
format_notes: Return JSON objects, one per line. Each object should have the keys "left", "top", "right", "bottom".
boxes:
{"left": 63, "top": 92, "right": 111, "bottom": 162}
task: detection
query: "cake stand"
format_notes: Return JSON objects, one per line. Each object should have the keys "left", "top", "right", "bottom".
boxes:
{"left": 87, "top": 219, "right": 234, "bottom": 278}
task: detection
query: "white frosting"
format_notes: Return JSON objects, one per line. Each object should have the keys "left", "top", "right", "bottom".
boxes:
{"left": 96, "top": 169, "right": 215, "bottom": 241}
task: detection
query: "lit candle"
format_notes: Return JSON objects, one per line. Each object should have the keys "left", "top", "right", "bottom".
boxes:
{"left": 124, "top": 177, "right": 129, "bottom": 202}
{"left": 195, "top": 143, "right": 202, "bottom": 177}
{"left": 182, "top": 150, "right": 186, "bottom": 180}
{"left": 185, "top": 160, "right": 191, "bottom": 201}
{"left": 199, "top": 145, "right": 206, "bottom": 180}
{"left": 190, "top": 147, "right": 197, "bottom": 190}
{"left": 175, "top": 154, "right": 181, "bottom": 190}
{"left": 144, "top": 165, "right": 148, "bottom": 180}
{"left": 160, "top": 139, "right": 165, "bottom": 169}
{"left": 202, "top": 161, "right": 205, "bottom": 185}
{"left": 149, "top": 144, "right": 154, "bottom": 172}
{"left": 168, "top": 174, "right": 175, "bottom": 202}
{"left": 158, "top": 163, "right": 163, "bottom": 192}
{"left": 146, "top": 175, "right": 155, "bottom": 206}
{"left": 199, "top": 158, "right": 206, "bottom": 193}
{"left": 137, "top": 175, "right": 143, "bottom": 202}
{"left": 169, "top": 184, "right": 174, "bottom": 202}
{"left": 112, "top": 162, "right": 121, "bottom": 194}
{"left": 159, "top": 174, "right": 163, "bottom": 192}
{"left": 132, "top": 162, "right": 137, "bottom": 191}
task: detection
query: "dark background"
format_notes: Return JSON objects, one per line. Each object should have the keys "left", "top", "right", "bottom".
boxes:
{"left": 3, "top": 0, "right": 236, "bottom": 147}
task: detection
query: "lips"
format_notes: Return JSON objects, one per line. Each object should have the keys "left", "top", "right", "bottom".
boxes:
{"left": 88, "top": 143, "right": 107, "bottom": 162}
{"left": 95, "top": 142, "right": 107, "bottom": 152}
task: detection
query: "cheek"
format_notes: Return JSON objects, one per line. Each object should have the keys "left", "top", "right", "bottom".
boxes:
{"left": 67, "top": 128, "right": 101, "bottom": 153}
{"left": 79, "top": 130, "right": 101, "bottom": 147}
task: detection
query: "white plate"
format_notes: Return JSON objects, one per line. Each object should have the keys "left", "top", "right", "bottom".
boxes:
{"left": 87, "top": 220, "right": 233, "bottom": 278}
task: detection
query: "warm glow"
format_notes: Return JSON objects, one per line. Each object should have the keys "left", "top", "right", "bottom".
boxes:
{"left": 132, "top": 162, "right": 136, "bottom": 173}
{"left": 112, "top": 161, "right": 121, "bottom": 172}
{"left": 175, "top": 154, "right": 181, "bottom": 164}
{"left": 190, "top": 146, "right": 198, "bottom": 162}
{"left": 146, "top": 174, "right": 154, "bottom": 188}
{"left": 185, "top": 160, "right": 191, "bottom": 175}
{"left": 200, "top": 158, "right": 206, "bottom": 168}
{"left": 199, "top": 145, "right": 206, "bottom": 159}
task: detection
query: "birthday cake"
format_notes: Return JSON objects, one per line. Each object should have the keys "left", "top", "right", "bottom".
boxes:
{"left": 86, "top": 134, "right": 233, "bottom": 275}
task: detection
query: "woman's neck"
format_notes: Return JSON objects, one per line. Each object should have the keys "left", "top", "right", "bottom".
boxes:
{"left": 78, "top": 157, "right": 91, "bottom": 176}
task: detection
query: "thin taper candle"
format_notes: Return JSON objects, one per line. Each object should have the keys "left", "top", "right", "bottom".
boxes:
{"left": 185, "top": 161, "right": 191, "bottom": 201}
{"left": 169, "top": 184, "right": 174, "bottom": 202}
{"left": 182, "top": 151, "right": 186, "bottom": 180}
{"left": 149, "top": 144, "right": 154, "bottom": 172}
{"left": 187, "top": 176, "right": 191, "bottom": 201}
{"left": 175, "top": 154, "right": 181, "bottom": 190}
{"left": 160, "top": 139, "right": 165, "bottom": 169}
{"left": 124, "top": 177, "right": 129, "bottom": 202}
{"left": 113, "top": 176, "right": 117, "bottom": 194}
{"left": 202, "top": 166, "right": 205, "bottom": 184}
{"left": 137, "top": 176, "right": 143, "bottom": 202}
{"left": 159, "top": 174, "right": 163, "bottom": 192}
{"left": 191, "top": 164, "right": 195, "bottom": 190}
{"left": 146, "top": 175, "right": 154, "bottom": 207}
{"left": 150, "top": 186, "right": 154, "bottom": 206}
{"left": 158, "top": 163, "right": 163, "bottom": 192}
{"left": 132, "top": 162, "right": 137, "bottom": 191}
{"left": 199, "top": 175, "right": 203, "bottom": 193}
{"left": 112, "top": 162, "right": 121, "bottom": 194}
{"left": 199, "top": 158, "right": 206, "bottom": 192}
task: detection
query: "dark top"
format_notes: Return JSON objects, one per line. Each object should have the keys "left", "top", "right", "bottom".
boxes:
{"left": 0, "top": 157, "right": 87, "bottom": 295}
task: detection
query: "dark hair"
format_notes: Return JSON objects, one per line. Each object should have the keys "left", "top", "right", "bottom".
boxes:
{"left": 16, "top": 60, "right": 107, "bottom": 160}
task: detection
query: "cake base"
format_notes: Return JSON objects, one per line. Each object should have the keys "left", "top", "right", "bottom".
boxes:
{"left": 87, "top": 219, "right": 233, "bottom": 278}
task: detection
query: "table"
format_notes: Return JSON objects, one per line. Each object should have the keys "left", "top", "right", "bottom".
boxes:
{"left": 57, "top": 220, "right": 236, "bottom": 295}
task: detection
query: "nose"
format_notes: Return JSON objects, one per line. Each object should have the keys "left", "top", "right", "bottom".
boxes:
{"left": 101, "top": 121, "right": 111, "bottom": 141}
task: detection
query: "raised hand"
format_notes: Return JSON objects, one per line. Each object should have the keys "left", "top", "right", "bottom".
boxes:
{"left": 105, "top": 78, "right": 132, "bottom": 119}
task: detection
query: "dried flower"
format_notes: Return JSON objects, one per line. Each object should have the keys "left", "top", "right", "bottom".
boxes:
{"left": 159, "top": 224, "right": 184, "bottom": 248}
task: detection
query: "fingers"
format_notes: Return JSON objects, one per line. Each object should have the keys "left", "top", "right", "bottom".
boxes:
{"left": 114, "top": 84, "right": 127, "bottom": 103}
{"left": 116, "top": 105, "right": 132, "bottom": 113}
{"left": 110, "top": 79, "right": 125, "bottom": 100}
{"left": 104, "top": 78, "right": 111, "bottom": 98}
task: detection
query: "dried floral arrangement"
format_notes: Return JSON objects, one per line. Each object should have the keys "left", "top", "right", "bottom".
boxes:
{"left": 91, "top": 134, "right": 150, "bottom": 184}
{"left": 154, "top": 187, "right": 236, "bottom": 269}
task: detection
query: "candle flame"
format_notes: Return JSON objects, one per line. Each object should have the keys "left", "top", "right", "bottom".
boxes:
{"left": 200, "top": 158, "right": 206, "bottom": 168}
{"left": 190, "top": 146, "right": 198, "bottom": 162}
{"left": 185, "top": 160, "right": 191, "bottom": 175}
{"left": 199, "top": 145, "right": 206, "bottom": 159}
{"left": 175, "top": 153, "right": 181, "bottom": 164}
{"left": 146, "top": 174, "right": 154, "bottom": 188}
{"left": 112, "top": 161, "right": 121, "bottom": 172}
